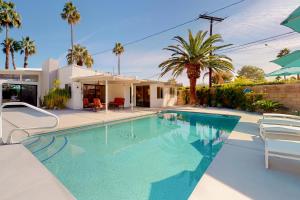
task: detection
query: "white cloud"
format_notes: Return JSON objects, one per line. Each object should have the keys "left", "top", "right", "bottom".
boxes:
{"left": 227, "top": 34, "right": 300, "bottom": 73}
{"left": 216, "top": 0, "right": 300, "bottom": 74}
{"left": 59, "top": 0, "right": 300, "bottom": 86}
{"left": 93, "top": 50, "right": 168, "bottom": 76}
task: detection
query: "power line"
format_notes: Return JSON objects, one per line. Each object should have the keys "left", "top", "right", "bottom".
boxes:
{"left": 198, "top": 14, "right": 225, "bottom": 88}
{"left": 92, "top": 0, "right": 247, "bottom": 56}
{"left": 219, "top": 31, "right": 296, "bottom": 53}
{"left": 208, "top": 0, "right": 246, "bottom": 15}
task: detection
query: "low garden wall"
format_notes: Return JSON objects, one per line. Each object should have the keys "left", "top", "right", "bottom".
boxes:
{"left": 177, "top": 83, "right": 300, "bottom": 111}
{"left": 250, "top": 83, "right": 300, "bottom": 111}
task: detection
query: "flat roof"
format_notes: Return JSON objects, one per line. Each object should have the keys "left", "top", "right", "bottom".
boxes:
{"left": 71, "top": 74, "right": 180, "bottom": 86}
{"left": 71, "top": 73, "right": 142, "bottom": 84}
{"left": 0, "top": 68, "right": 42, "bottom": 72}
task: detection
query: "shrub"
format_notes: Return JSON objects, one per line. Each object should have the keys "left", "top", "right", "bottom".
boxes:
{"left": 243, "top": 92, "right": 264, "bottom": 111}
{"left": 215, "top": 85, "right": 245, "bottom": 109}
{"left": 44, "top": 88, "right": 70, "bottom": 109}
{"left": 231, "top": 77, "right": 254, "bottom": 86}
{"left": 254, "top": 100, "right": 282, "bottom": 113}
{"left": 196, "top": 87, "right": 210, "bottom": 105}
{"left": 178, "top": 87, "right": 189, "bottom": 104}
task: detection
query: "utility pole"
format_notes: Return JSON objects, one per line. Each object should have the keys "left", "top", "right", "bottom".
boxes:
{"left": 198, "top": 14, "right": 225, "bottom": 88}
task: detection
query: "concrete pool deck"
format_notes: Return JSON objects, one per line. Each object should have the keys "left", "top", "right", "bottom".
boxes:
{"left": 1, "top": 106, "right": 300, "bottom": 200}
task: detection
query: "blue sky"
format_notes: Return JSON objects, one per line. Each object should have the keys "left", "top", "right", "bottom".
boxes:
{"left": 5, "top": 0, "right": 300, "bottom": 85}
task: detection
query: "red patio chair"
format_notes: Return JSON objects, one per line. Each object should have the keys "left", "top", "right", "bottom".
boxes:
{"left": 83, "top": 98, "right": 90, "bottom": 108}
{"left": 111, "top": 97, "right": 125, "bottom": 109}
{"left": 93, "top": 98, "right": 105, "bottom": 112}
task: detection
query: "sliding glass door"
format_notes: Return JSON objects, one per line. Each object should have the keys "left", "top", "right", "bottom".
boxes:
{"left": 136, "top": 85, "right": 150, "bottom": 107}
{"left": 83, "top": 84, "right": 105, "bottom": 103}
{"left": 2, "top": 84, "right": 37, "bottom": 106}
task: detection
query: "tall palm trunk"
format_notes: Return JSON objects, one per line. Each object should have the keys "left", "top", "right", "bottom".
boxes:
{"left": 189, "top": 77, "right": 197, "bottom": 105}
{"left": 208, "top": 68, "right": 212, "bottom": 87}
{"left": 11, "top": 51, "right": 16, "bottom": 70}
{"left": 186, "top": 64, "right": 200, "bottom": 105}
{"left": 70, "top": 24, "right": 74, "bottom": 64}
{"left": 5, "top": 24, "right": 9, "bottom": 70}
{"left": 24, "top": 51, "right": 29, "bottom": 68}
{"left": 118, "top": 54, "right": 120, "bottom": 75}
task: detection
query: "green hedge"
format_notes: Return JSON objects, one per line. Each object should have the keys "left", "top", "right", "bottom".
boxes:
{"left": 195, "top": 85, "right": 264, "bottom": 111}
{"left": 179, "top": 80, "right": 296, "bottom": 112}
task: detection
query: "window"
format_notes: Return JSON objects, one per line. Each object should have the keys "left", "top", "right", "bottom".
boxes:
{"left": 65, "top": 84, "right": 72, "bottom": 98}
{"left": 22, "top": 75, "right": 38, "bottom": 82}
{"left": 129, "top": 87, "right": 132, "bottom": 104}
{"left": 170, "top": 88, "right": 175, "bottom": 97}
{"left": 2, "top": 83, "right": 37, "bottom": 106}
{"left": 157, "top": 87, "right": 163, "bottom": 99}
{"left": 0, "top": 74, "right": 20, "bottom": 81}
{"left": 83, "top": 84, "right": 105, "bottom": 103}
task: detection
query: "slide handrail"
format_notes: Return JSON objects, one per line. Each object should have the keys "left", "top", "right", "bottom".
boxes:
{"left": 0, "top": 102, "right": 59, "bottom": 144}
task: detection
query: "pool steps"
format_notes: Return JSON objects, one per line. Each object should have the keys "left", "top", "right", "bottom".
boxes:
{"left": 23, "top": 136, "right": 68, "bottom": 163}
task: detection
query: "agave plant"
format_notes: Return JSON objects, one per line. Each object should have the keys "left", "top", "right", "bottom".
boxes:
{"left": 254, "top": 100, "right": 282, "bottom": 112}
{"left": 159, "top": 30, "right": 233, "bottom": 105}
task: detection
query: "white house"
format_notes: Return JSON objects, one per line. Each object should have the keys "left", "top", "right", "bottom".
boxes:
{"left": 0, "top": 59, "right": 179, "bottom": 110}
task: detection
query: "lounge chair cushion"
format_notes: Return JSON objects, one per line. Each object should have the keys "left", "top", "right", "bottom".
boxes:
{"left": 261, "top": 124, "right": 300, "bottom": 134}
{"left": 266, "top": 139, "right": 300, "bottom": 158}
{"left": 263, "top": 113, "right": 300, "bottom": 120}
{"left": 258, "top": 118, "right": 300, "bottom": 127}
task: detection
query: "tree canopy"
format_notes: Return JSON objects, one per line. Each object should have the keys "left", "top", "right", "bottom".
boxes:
{"left": 277, "top": 48, "right": 290, "bottom": 58}
{"left": 159, "top": 30, "right": 233, "bottom": 104}
{"left": 237, "top": 65, "right": 265, "bottom": 82}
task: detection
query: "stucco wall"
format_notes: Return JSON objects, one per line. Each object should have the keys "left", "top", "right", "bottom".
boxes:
{"left": 58, "top": 65, "right": 102, "bottom": 109}
{"left": 250, "top": 83, "right": 300, "bottom": 111}
{"left": 177, "top": 83, "right": 300, "bottom": 111}
{"left": 41, "top": 59, "right": 59, "bottom": 97}
{"left": 150, "top": 84, "right": 177, "bottom": 108}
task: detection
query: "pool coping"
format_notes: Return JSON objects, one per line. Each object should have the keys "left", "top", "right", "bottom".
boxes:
{"left": 3, "top": 107, "right": 300, "bottom": 200}
{"left": 1, "top": 110, "right": 160, "bottom": 200}
{"left": 21, "top": 112, "right": 158, "bottom": 140}
{"left": 21, "top": 109, "right": 242, "bottom": 200}
{"left": 185, "top": 107, "right": 300, "bottom": 200}
{"left": 0, "top": 144, "right": 76, "bottom": 200}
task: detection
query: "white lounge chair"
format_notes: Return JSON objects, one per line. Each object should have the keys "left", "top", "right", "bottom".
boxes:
{"left": 258, "top": 118, "right": 300, "bottom": 127}
{"left": 263, "top": 113, "right": 300, "bottom": 120}
{"left": 260, "top": 124, "right": 300, "bottom": 140}
{"left": 265, "top": 138, "right": 300, "bottom": 168}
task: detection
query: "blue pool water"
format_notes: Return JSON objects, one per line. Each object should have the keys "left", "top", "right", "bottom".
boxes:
{"left": 22, "top": 111, "right": 239, "bottom": 200}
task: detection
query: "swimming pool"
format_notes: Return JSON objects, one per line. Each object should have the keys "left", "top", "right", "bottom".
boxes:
{"left": 22, "top": 111, "right": 239, "bottom": 200}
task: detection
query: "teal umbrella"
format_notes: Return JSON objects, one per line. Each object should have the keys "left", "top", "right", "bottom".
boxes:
{"left": 281, "top": 6, "right": 300, "bottom": 32}
{"left": 271, "top": 50, "right": 300, "bottom": 68}
{"left": 266, "top": 67, "right": 300, "bottom": 77}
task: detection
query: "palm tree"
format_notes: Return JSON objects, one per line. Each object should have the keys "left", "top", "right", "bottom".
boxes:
{"left": 66, "top": 44, "right": 94, "bottom": 68}
{"left": 1, "top": 38, "right": 21, "bottom": 70}
{"left": 113, "top": 42, "right": 124, "bottom": 75}
{"left": 61, "top": 1, "right": 80, "bottom": 64}
{"left": 159, "top": 30, "right": 233, "bottom": 105}
{"left": 0, "top": 1, "right": 21, "bottom": 70}
{"left": 84, "top": 54, "right": 94, "bottom": 68}
{"left": 10, "top": 39, "right": 21, "bottom": 69}
{"left": 277, "top": 48, "right": 290, "bottom": 58}
{"left": 203, "top": 71, "right": 233, "bottom": 84}
{"left": 20, "top": 36, "right": 36, "bottom": 68}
